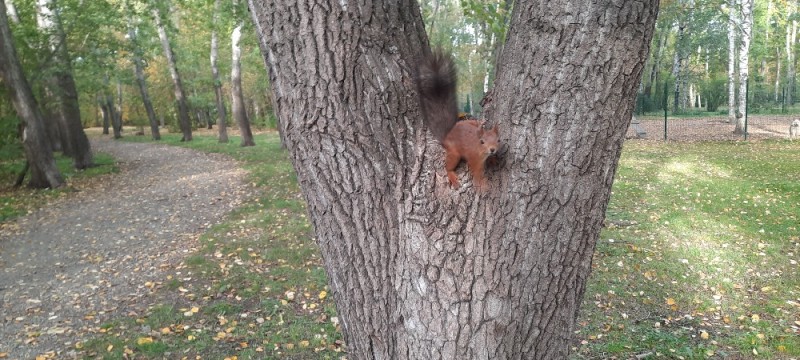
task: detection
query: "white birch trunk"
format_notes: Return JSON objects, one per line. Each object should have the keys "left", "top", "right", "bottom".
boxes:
{"left": 728, "top": 0, "right": 738, "bottom": 123}
{"left": 735, "top": 0, "right": 753, "bottom": 134}
{"left": 231, "top": 19, "right": 254, "bottom": 146}
{"left": 4, "top": 0, "right": 18, "bottom": 23}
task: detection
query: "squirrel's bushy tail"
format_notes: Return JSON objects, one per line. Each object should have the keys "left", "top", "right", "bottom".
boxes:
{"left": 417, "top": 49, "right": 458, "bottom": 142}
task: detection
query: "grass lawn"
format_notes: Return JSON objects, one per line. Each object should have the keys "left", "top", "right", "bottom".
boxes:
{"left": 5, "top": 130, "right": 799, "bottom": 359}
{"left": 573, "top": 140, "right": 800, "bottom": 359}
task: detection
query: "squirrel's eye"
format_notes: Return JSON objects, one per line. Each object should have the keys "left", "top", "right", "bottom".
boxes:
{"left": 480, "top": 140, "right": 485, "bottom": 145}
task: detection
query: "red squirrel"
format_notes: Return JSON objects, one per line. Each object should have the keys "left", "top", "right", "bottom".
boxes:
{"left": 417, "top": 50, "right": 500, "bottom": 190}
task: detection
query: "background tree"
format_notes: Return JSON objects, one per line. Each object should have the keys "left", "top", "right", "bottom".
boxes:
{"left": 211, "top": 0, "right": 228, "bottom": 143}
{"left": 0, "top": 0, "right": 64, "bottom": 188}
{"left": 35, "top": 0, "right": 93, "bottom": 169}
{"left": 127, "top": 3, "right": 160, "bottom": 140}
{"left": 249, "top": 1, "right": 658, "bottom": 359}
{"left": 230, "top": 0, "right": 253, "bottom": 146}
{"left": 152, "top": 1, "right": 192, "bottom": 141}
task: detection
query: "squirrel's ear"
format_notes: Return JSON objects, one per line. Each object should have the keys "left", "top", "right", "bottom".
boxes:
{"left": 492, "top": 125, "right": 499, "bottom": 134}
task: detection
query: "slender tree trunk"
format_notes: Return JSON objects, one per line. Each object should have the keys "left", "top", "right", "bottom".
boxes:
{"left": 249, "top": 0, "right": 658, "bottom": 358}
{"left": 231, "top": 5, "right": 254, "bottom": 147}
{"left": 735, "top": 0, "right": 753, "bottom": 134}
{"left": 99, "top": 96, "right": 111, "bottom": 135}
{"left": 36, "top": 0, "right": 92, "bottom": 169}
{"left": 112, "top": 79, "right": 123, "bottom": 138}
{"left": 128, "top": 22, "right": 160, "bottom": 140}
{"left": 0, "top": 1, "right": 64, "bottom": 188}
{"left": 786, "top": 5, "right": 797, "bottom": 107}
{"left": 776, "top": 46, "right": 782, "bottom": 102}
{"left": 212, "top": 0, "right": 228, "bottom": 143}
{"left": 728, "top": 0, "right": 738, "bottom": 123}
{"left": 153, "top": 4, "right": 192, "bottom": 141}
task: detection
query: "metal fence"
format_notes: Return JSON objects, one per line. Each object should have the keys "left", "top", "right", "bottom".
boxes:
{"left": 629, "top": 81, "right": 800, "bottom": 141}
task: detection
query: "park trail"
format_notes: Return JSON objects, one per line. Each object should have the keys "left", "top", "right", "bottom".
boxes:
{"left": 0, "top": 136, "right": 250, "bottom": 359}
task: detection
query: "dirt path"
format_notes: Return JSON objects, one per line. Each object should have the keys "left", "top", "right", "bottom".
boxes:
{"left": 0, "top": 137, "right": 250, "bottom": 359}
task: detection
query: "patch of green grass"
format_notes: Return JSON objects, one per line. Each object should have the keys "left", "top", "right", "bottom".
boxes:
{"left": 573, "top": 140, "right": 800, "bottom": 359}
{"left": 72, "top": 131, "right": 343, "bottom": 359}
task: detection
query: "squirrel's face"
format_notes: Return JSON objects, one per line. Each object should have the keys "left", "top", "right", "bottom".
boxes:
{"left": 479, "top": 126, "right": 500, "bottom": 156}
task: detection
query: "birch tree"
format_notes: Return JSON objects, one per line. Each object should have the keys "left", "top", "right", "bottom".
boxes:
{"left": 127, "top": 9, "right": 160, "bottom": 140}
{"left": 230, "top": 0, "right": 254, "bottom": 146}
{"left": 728, "top": 0, "right": 737, "bottom": 123}
{"left": 152, "top": 2, "right": 192, "bottom": 141}
{"left": 735, "top": 0, "right": 753, "bottom": 134}
{"left": 249, "top": 0, "right": 658, "bottom": 358}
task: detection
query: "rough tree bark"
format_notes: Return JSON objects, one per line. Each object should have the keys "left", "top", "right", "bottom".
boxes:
{"left": 735, "top": 0, "right": 753, "bottom": 134}
{"left": 211, "top": 0, "right": 228, "bottom": 143}
{"left": 128, "top": 18, "right": 161, "bottom": 140}
{"left": 152, "top": 3, "right": 192, "bottom": 141}
{"left": 36, "top": 0, "right": 93, "bottom": 169}
{"left": 250, "top": 0, "right": 658, "bottom": 359}
{"left": 231, "top": 0, "right": 254, "bottom": 147}
{"left": 0, "top": 0, "right": 64, "bottom": 188}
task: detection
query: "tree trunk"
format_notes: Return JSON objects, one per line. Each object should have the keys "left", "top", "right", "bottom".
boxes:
{"left": 152, "top": 4, "right": 192, "bottom": 141}
{"left": 247, "top": 0, "right": 284, "bottom": 147}
{"left": 99, "top": 96, "right": 111, "bottom": 135}
{"left": 128, "top": 21, "right": 160, "bottom": 140}
{"left": 249, "top": 0, "right": 658, "bottom": 358}
{"left": 36, "top": 0, "right": 93, "bottom": 169}
{"left": 0, "top": 0, "right": 64, "bottom": 188}
{"left": 728, "top": 0, "right": 737, "bottom": 123}
{"left": 735, "top": 0, "right": 753, "bottom": 134}
{"left": 112, "top": 79, "right": 123, "bottom": 138}
{"left": 212, "top": 0, "right": 228, "bottom": 143}
{"left": 231, "top": 13, "right": 254, "bottom": 147}
{"left": 5, "top": 0, "right": 19, "bottom": 23}
{"left": 785, "top": 5, "right": 797, "bottom": 107}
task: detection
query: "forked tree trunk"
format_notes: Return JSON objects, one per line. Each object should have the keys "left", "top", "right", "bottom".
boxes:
{"left": 211, "top": 0, "right": 228, "bottom": 143}
{"left": 36, "top": 0, "right": 92, "bottom": 169}
{"left": 250, "top": 0, "right": 657, "bottom": 358}
{"left": 0, "top": 0, "right": 64, "bottom": 188}
{"left": 152, "top": 4, "right": 192, "bottom": 141}
{"left": 231, "top": 2, "right": 254, "bottom": 147}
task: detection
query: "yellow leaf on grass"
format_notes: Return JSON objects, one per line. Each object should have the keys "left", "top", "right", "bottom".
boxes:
{"left": 188, "top": 335, "right": 196, "bottom": 341}
{"left": 751, "top": 314, "right": 760, "bottom": 323}
{"left": 161, "top": 327, "right": 172, "bottom": 334}
{"left": 666, "top": 298, "right": 676, "bottom": 306}
{"left": 191, "top": 307, "right": 200, "bottom": 313}
{"left": 136, "top": 337, "right": 154, "bottom": 345}
{"left": 299, "top": 340, "right": 310, "bottom": 348}
{"left": 700, "top": 331, "right": 709, "bottom": 340}
{"left": 106, "top": 344, "right": 114, "bottom": 352}
{"left": 319, "top": 291, "right": 327, "bottom": 300}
